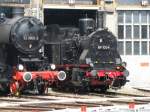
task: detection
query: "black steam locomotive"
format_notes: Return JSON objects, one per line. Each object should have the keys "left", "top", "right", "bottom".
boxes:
{"left": 0, "top": 8, "right": 65, "bottom": 95}
{"left": 45, "top": 18, "right": 129, "bottom": 92}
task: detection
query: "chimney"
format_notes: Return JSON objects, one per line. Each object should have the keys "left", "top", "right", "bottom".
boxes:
{"left": 97, "top": 10, "right": 105, "bottom": 29}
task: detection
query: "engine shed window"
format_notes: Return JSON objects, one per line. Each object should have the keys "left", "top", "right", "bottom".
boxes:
{"left": 118, "top": 41, "right": 124, "bottom": 55}
{"left": 126, "top": 41, "right": 132, "bottom": 55}
{"left": 118, "top": 11, "right": 124, "bottom": 23}
{"left": 118, "top": 10, "right": 150, "bottom": 55}
{"left": 142, "top": 42, "right": 148, "bottom": 55}
{"left": 141, "top": 11, "right": 147, "bottom": 23}
{"left": 133, "top": 26, "right": 140, "bottom": 39}
{"left": 118, "top": 25, "right": 124, "bottom": 39}
{"left": 133, "top": 11, "right": 139, "bottom": 23}
{"left": 125, "top": 11, "right": 132, "bottom": 23}
{"left": 126, "top": 25, "right": 132, "bottom": 39}
{"left": 134, "top": 42, "right": 140, "bottom": 55}
{"left": 141, "top": 25, "right": 147, "bottom": 39}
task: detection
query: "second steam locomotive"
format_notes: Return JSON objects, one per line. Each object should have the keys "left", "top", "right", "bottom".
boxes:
{"left": 45, "top": 17, "right": 129, "bottom": 92}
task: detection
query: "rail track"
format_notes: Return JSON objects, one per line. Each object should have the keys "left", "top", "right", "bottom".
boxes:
{"left": 0, "top": 88, "right": 150, "bottom": 112}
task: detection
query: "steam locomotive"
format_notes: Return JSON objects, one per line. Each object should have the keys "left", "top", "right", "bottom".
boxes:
{"left": 0, "top": 8, "right": 66, "bottom": 95}
{"left": 45, "top": 18, "right": 129, "bottom": 92}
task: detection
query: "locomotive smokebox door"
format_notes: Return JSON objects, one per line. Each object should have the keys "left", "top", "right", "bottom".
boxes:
{"left": 10, "top": 17, "right": 45, "bottom": 54}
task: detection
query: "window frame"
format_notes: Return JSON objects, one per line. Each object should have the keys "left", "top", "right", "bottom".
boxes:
{"left": 117, "top": 10, "right": 150, "bottom": 55}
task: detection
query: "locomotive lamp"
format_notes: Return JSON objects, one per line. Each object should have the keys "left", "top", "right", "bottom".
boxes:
{"left": 50, "top": 64, "right": 56, "bottom": 70}
{"left": 116, "top": 66, "right": 121, "bottom": 70}
{"left": 89, "top": 63, "right": 94, "bottom": 67}
{"left": 116, "top": 66, "right": 124, "bottom": 71}
{"left": 17, "top": 64, "right": 24, "bottom": 71}
{"left": 90, "top": 70, "right": 97, "bottom": 77}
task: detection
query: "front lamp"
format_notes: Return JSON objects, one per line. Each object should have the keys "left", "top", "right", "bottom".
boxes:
{"left": 17, "top": 64, "right": 24, "bottom": 71}
{"left": 50, "top": 64, "right": 56, "bottom": 70}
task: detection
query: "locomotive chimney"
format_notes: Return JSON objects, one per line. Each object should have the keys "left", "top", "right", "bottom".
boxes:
{"left": 12, "top": 7, "right": 24, "bottom": 17}
{"left": 97, "top": 10, "right": 105, "bottom": 29}
{"left": 79, "top": 18, "right": 95, "bottom": 36}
